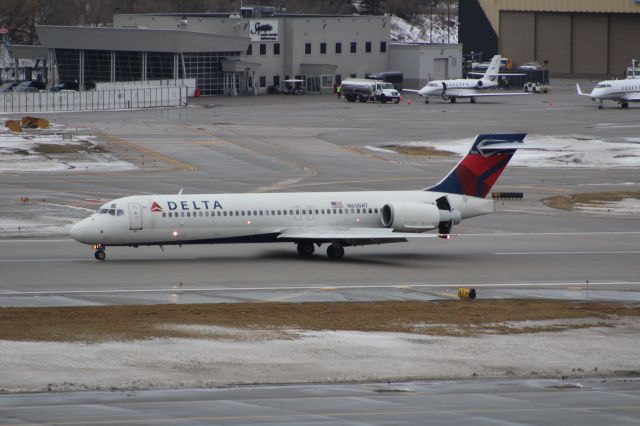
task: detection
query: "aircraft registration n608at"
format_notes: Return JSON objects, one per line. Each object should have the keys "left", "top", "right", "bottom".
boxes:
{"left": 70, "top": 133, "right": 526, "bottom": 260}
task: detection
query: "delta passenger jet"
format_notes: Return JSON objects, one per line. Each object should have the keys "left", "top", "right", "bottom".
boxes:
{"left": 70, "top": 133, "right": 526, "bottom": 260}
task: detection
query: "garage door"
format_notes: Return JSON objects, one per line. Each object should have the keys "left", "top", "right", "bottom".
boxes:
{"left": 572, "top": 14, "right": 608, "bottom": 75}
{"left": 433, "top": 58, "right": 448, "bottom": 80}
{"left": 499, "top": 11, "right": 535, "bottom": 67}
{"left": 535, "top": 13, "right": 571, "bottom": 74}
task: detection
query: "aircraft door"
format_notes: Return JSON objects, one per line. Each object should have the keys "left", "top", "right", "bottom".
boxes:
{"left": 128, "top": 202, "right": 143, "bottom": 230}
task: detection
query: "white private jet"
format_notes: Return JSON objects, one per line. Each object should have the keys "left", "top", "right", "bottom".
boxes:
{"left": 71, "top": 133, "right": 526, "bottom": 260}
{"left": 405, "top": 55, "right": 527, "bottom": 104}
{"left": 576, "top": 79, "right": 640, "bottom": 109}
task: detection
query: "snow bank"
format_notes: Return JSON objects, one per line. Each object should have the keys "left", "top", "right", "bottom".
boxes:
{"left": 1, "top": 322, "right": 637, "bottom": 393}
{"left": 391, "top": 15, "right": 458, "bottom": 44}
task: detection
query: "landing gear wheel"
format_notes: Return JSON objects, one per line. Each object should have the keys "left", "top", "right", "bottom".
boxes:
{"left": 470, "top": 97, "right": 476, "bottom": 104}
{"left": 450, "top": 97, "right": 456, "bottom": 103}
{"left": 598, "top": 104, "right": 604, "bottom": 110}
{"left": 622, "top": 102, "right": 629, "bottom": 109}
{"left": 424, "top": 98, "right": 430, "bottom": 104}
{"left": 94, "top": 250, "right": 106, "bottom": 261}
{"left": 326, "top": 244, "right": 345, "bottom": 260}
{"left": 296, "top": 242, "right": 315, "bottom": 257}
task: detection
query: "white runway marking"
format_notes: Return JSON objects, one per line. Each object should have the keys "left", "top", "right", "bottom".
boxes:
{"left": 2, "top": 281, "right": 638, "bottom": 296}
{"left": 495, "top": 250, "right": 640, "bottom": 255}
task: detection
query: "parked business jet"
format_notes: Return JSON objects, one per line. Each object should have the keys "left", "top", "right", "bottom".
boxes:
{"left": 405, "top": 55, "right": 527, "bottom": 103}
{"left": 576, "top": 79, "right": 640, "bottom": 109}
{"left": 70, "top": 133, "right": 526, "bottom": 260}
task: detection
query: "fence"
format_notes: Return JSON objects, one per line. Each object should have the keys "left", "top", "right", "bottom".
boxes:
{"left": 0, "top": 86, "right": 189, "bottom": 113}
{"left": 95, "top": 78, "right": 196, "bottom": 96}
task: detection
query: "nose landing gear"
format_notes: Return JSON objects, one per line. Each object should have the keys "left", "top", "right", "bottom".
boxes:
{"left": 93, "top": 244, "right": 106, "bottom": 261}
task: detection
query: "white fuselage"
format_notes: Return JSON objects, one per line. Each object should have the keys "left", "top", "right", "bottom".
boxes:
{"left": 419, "top": 78, "right": 497, "bottom": 98}
{"left": 588, "top": 78, "right": 640, "bottom": 102}
{"left": 71, "top": 191, "right": 493, "bottom": 246}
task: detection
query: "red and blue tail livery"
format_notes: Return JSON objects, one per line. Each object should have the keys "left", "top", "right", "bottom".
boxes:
{"left": 427, "top": 133, "right": 525, "bottom": 198}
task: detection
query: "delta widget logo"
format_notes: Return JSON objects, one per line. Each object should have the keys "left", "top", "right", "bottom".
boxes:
{"left": 151, "top": 201, "right": 163, "bottom": 212}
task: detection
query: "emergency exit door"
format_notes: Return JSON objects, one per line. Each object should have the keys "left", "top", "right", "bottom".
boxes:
{"left": 128, "top": 203, "right": 143, "bottom": 230}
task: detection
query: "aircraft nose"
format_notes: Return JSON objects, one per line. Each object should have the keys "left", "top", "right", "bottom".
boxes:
{"left": 70, "top": 220, "right": 86, "bottom": 242}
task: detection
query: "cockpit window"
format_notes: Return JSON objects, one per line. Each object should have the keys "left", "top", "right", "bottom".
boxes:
{"left": 99, "top": 209, "right": 108, "bottom": 214}
{"left": 595, "top": 83, "right": 611, "bottom": 88}
{"left": 108, "top": 209, "right": 116, "bottom": 216}
{"left": 116, "top": 209, "right": 124, "bottom": 216}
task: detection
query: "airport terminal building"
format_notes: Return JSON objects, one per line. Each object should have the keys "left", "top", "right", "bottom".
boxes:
{"left": 29, "top": 8, "right": 462, "bottom": 96}
{"left": 35, "top": 9, "right": 393, "bottom": 95}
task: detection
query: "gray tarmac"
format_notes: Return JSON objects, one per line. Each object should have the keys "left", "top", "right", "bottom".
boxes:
{"left": 0, "top": 77, "right": 638, "bottom": 307}
{"left": 1, "top": 378, "right": 640, "bottom": 426}
{"left": 1, "top": 78, "right": 639, "bottom": 424}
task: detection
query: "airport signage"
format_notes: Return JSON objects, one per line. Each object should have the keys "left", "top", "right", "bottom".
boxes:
{"left": 250, "top": 19, "right": 278, "bottom": 42}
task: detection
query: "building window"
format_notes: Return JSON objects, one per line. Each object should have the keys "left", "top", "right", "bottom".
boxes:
{"left": 350, "top": 73, "right": 356, "bottom": 78}
{"left": 350, "top": 42, "right": 357, "bottom": 53}
{"left": 182, "top": 51, "right": 241, "bottom": 95}
{"left": 147, "top": 52, "right": 174, "bottom": 80}
{"left": 115, "top": 51, "right": 142, "bottom": 81}
{"left": 305, "top": 43, "right": 311, "bottom": 54}
{"left": 259, "top": 44, "right": 266, "bottom": 55}
{"left": 273, "top": 43, "right": 280, "bottom": 55}
{"left": 84, "top": 49, "right": 111, "bottom": 84}
{"left": 322, "top": 75, "right": 333, "bottom": 87}
{"left": 273, "top": 75, "right": 280, "bottom": 87}
{"left": 380, "top": 41, "right": 387, "bottom": 53}
{"left": 335, "top": 74, "right": 342, "bottom": 84}
{"left": 335, "top": 42, "right": 342, "bottom": 54}
{"left": 320, "top": 42, "right": 326, "bottom": 54}
{"left": 55, "top": 49, "right": 80, "bottom": 83}
{"left": 246, "top": 44, "right": 252, "bottom": 55}
{"left": 259, "top": 76, "right": 266, "bottom": 87}
{"left": 365, "top": 42, "right": 371, "bottom": 53}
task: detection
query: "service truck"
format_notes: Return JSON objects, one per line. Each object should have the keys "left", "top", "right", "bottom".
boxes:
{"left": 340, "top": 79, "right": 401, "bottom": 103}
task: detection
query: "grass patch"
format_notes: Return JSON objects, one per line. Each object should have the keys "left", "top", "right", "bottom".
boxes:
{"left": 34, "top": 141, "right": 108, "bottom": 155}
{"left": 0, "top": 300, "right": 638, "bottom": 343}
{"left": 381, "top": 145, "right": 455, "bottom": 157}
{"left": 543, "top": 191, "right": 640, "bottom": 211}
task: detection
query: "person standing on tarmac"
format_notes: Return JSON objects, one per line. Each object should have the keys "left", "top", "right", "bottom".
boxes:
{"left": 336, "top": 84, "right": 341, "bottom": 99}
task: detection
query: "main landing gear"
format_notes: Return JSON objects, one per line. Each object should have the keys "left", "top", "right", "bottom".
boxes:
{"left": 296, "top": 241, "right": 315, "bottom": 257}
{"left": 296, "top": 242, "right": 345, "bottom": 260}
{"left": 326, "top": 243, "right": 344, "bottom": 260}
{"left": 93, "top": 244, "right": 106, "bottom": 261}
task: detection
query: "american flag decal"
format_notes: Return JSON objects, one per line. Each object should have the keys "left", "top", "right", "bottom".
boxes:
{"left": 330, "top": 201, "right": 343, "bottom": 208}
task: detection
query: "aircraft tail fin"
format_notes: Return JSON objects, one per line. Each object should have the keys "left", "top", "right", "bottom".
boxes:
{"left": 481, "top": 55, "right": 502, "bottom": 83}
{"left": 426, "top": 133, "right": 526, "bottom": 198}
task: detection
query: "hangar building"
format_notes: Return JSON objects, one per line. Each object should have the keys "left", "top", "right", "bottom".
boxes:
{"left": 459, "top": 0, "right": 640, "bottom": 76}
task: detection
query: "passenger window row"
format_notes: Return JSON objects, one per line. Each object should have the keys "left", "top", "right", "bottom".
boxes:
{"left": 161, "top": 207, "right": 380, "bottom": 218}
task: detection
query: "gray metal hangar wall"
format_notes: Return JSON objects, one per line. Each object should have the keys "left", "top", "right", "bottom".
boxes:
{"left": 499, "top": 11, "right": 640, "bottom": 75}
{"left": 460, "top": 0, "right": 640, "bottom": 77}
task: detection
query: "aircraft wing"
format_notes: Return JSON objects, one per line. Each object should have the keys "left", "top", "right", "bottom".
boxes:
{"left": 277, "top": 227, "right": 441, "bottom": 245}
{"left": 402, "top": 89, "right": 421, "bottom": 93}
{"left": 467, "top": 72, "right": 526, "bottom": 77}
{"left": 623, "top": 92, "right": 640, "bottom": 102}
{"left": 452, "top": 91, "right": 530, "bottom": 98}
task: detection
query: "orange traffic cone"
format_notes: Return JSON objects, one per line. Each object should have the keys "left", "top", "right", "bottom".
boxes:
{"left": 549, "top": 100, "right": 554, "bottom": 106}
{"left": 408, "top": 98, "right": 412, "bottom": 105}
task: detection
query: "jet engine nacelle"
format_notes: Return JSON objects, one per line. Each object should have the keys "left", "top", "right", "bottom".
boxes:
{"left": 476, "top": 80, "right": 484, "bottom": 88}
{"left": 381, "top": 202, "right": 441, "bottom": 232}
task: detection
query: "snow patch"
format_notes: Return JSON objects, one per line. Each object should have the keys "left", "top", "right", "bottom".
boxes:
{"left": 574, "top": 198, "right": 640, "bottom": 216}
{"left": 369, "top": 135, "right": 640, "bottom": 169}
{"left": 0, "top": 124, "right": 135, "bottom": 173}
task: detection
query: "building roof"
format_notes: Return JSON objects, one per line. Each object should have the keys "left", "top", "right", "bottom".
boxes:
{"left": 36, "top": 25, "right": 249, "bottom": 52}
